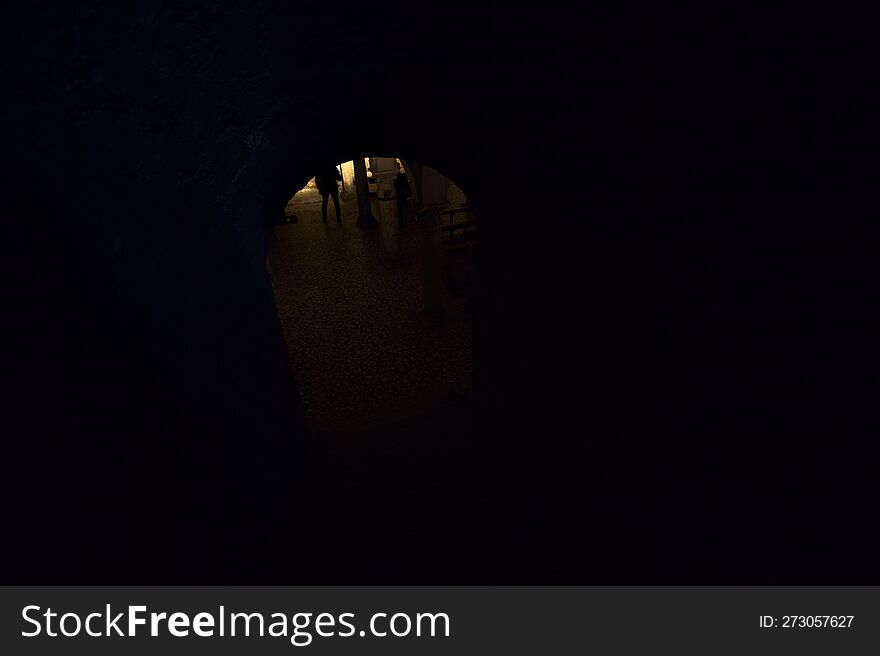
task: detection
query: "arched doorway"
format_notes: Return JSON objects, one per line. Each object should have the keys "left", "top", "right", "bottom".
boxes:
{"left": 265, "top": 156, "right": 483, "bottom": 572}
{"left": 267, "top": 156, "right": 479, "bottom": 436}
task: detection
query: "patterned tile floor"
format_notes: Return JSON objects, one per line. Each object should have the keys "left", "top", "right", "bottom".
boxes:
{"left": 268, "top": 188, "right": 473, "bottom": 430}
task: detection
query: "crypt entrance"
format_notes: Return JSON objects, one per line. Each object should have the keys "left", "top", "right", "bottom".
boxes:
{"left": 268, "top": 156, "right": 479, "bottom": 432}
{"left": 265, "top": 157, "right": 485, "bottom": 577}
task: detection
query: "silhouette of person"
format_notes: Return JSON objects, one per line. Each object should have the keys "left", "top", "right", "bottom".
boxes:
{"left": 394, "top": 168, "right": 412, "bottom": 229}
{"left": 315, "top": 162, "right": 343, "bottom": 225}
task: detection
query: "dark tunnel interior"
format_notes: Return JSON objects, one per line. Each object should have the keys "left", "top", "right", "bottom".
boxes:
{"left": 2, "top": 5, "right": 879, "bottom": 583}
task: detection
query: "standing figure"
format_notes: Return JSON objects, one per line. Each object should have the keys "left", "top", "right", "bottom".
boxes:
{"left": 315, "top": 162, "right": 343, "bottom": 225}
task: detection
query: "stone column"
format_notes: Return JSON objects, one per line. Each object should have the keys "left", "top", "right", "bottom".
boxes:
{"left": 410, "top": 163, "right": 450, "bottom": 325}
{"left": 340, "top": 160, "right": 355, "bottom": 200}
{"left": 353, "top": 157, "right": 377, "bottom": 229}
{"left": 371, "top": 157, "right": 403, "bottom": 265}
{"left": 417, "top": 204, "right": 445, "bottom": 325}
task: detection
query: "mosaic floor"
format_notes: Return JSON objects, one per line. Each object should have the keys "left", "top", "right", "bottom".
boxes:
{"left": 268, "top": 188, "right": 473, "bottom": 430}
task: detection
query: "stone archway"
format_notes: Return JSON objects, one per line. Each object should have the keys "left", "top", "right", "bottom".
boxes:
{"left": 265, "top": 152, "right": 478, "bottom": 434}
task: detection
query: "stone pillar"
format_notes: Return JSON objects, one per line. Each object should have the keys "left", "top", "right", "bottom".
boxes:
{"left": 353, "top": 157, "right": 377, "bottom": 229}
{"left": 417, "top": 204, "right": 445, "bottom": 325}
{"left": 371, "top": 157, "right": 403, "bottom": 265}
{"left": 340, "top": 160, "right": 355, "bottom": 200}
{"left": 409, "top": 163, "right": 450, "bottom": 325}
